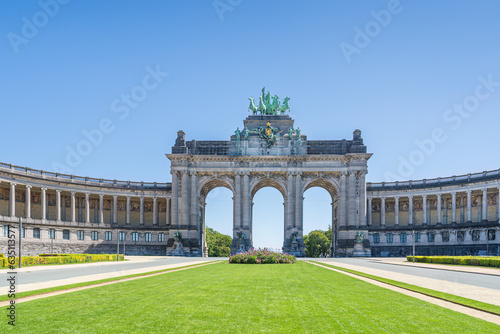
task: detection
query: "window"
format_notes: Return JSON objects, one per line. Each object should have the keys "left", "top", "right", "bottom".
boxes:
{"left": 33, "top": 228, "right": 40, "bottom": 239}
{"left": 91, "top": 231, "right": 98, "bottom": 241}
{"left": 63, "top": 230, "right": 70, "bottom": 240}
{"left": 386, "top": 233, "right": 393, "bottom": 243}
{"left": 132, "top": 232, "right": 139, "bottom": 242}
{"left": 472, "top": 230, "right": 480, "bottom": 241}
{"left": 442, "top": 231, "right": 449, "bottom": 242}
{"left": 105, "top": 231, "right": 112, "bottom": 241}
{"left": 373, "top": 233, "right": 380, "bottom": 244}
{"left": 49, "top": 229, "right": 55, "bottom": 239}
{"left": 457, "top": 231, "right": 465, "bottom": 242}
{"left": 488, "top": 229, "right": 496, "bottom": 241}
{"left": 400, "top": 233, "right": 407, "bottom": 243}
{"left": 77, "top": 230, "right": 84, "bottom": 240}
{"left": 414, "top": 232, "right": 421, "bottom": 243}
{"left": 145, "top": 232, "right": 151, "bottom": 242}
{"left": 119, "top": 231, "right": 125, "bottom": 242}
{"left": 3, "top": 225, "right": 9, "bottom": 237}
{"left": 427, "top": 232, "right": 435, "bottom": 242}
{"left": 22, "top": 227, "right": 25, "bottom": 238}
{"left": 158, "top": 233, "right": 164, "bottom": 242}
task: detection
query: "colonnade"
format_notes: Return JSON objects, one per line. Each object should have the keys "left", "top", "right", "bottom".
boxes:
{"left": 2, "top": 181, "right": 171, "bottom": 226}
{"left": 367, "top": 187, "right": 500, "bottom": 226}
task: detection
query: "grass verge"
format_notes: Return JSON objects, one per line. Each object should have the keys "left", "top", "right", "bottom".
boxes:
{"left": 310, "top": 261, "right": 500, "bottom": 316}
{"left": 2, "top": 261, "right": 499, "bottom": 333}
{"left": 0, "top": 261, "right": 220, "bottom": 302}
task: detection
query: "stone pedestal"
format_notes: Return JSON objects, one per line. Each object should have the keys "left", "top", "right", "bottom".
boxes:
{"left": 352, "top": 242, "right": 366, "bottom": 257}
{"left": 170, "top": 241, "right": 185, "bottom": 256}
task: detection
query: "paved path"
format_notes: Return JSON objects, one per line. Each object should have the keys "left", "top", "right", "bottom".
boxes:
{"left": 0, "top": 256, "right": 222, "bottom": 293}
{"left": 312, "top": 258, "right": 500, "bottom": 306}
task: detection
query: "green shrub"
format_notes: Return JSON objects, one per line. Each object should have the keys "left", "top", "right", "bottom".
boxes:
{"left": 407, "top": 256, "right": 500, "bottom": 268}
{"left": 229, "top": 250, "right": 296, "bottom": 264}
{"left": 1, "top": 253, "right": 124, "bottom": 267}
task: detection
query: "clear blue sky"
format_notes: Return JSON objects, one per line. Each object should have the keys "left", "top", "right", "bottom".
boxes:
{"left": 2, "top": 1, "right": 500, "bottom": 249}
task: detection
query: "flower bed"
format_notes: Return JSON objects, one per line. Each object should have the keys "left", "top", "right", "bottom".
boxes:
{"left": 407, "top": 255, "right": 500, "bottom": 268}
{"left": 229, "top": 250, "right": 296, "bottom": 264}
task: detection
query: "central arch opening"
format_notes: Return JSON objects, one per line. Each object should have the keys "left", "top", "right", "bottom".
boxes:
{"left": 303, "top": 187, "right": 334, "bottom": 257}
{"left": 251, "top": 187, "right": 284, "bottom": 251}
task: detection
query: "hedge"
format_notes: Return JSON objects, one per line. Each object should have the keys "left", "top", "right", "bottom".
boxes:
{"left": 1, "top": 253, "right": 124, "bottom": 267}
{"left": 407, "top": 256, "right": 500, "bottom": 268}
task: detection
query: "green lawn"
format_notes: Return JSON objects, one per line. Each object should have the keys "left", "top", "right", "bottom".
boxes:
{"left": 311, "top": 261, "right": 500, "bottom": 316}
{"left": 4, "top": 262, "right": 499, "bottom": 333}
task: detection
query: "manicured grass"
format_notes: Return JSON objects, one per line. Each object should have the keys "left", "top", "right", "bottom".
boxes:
{"left": 3, "top": 262, "right": 499, "bottom": 333}
{"left": 0, "top": 262, "right": 220, "bottom": 302}
{"left": 311, "top": 261, "right": 500, "bottom": 316}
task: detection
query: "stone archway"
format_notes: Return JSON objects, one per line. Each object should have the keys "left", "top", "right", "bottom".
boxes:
{"left": 302, "top": 175, "right": 340, "bottom": 256}
{"left": 167, "top": 112, "right": 371, "bottom": 257}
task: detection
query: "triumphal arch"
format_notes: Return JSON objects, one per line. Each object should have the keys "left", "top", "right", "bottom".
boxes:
{"left": 166, "top": 88, "right": 372, "bottom": 256}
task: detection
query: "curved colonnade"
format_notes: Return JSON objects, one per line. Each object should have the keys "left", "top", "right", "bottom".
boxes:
{"left": 1, "top": 161, "right": 499, "bottom": 256}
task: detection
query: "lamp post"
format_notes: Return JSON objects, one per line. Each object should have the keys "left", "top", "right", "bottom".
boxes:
{"left": 412, "top": 230, "right": 415, "bottom": 263}
{"left": 18, "top": 217, "right": 22, "bottom": 269}
{"left": 116, "top": 229, "right": 120, "bottom": 262}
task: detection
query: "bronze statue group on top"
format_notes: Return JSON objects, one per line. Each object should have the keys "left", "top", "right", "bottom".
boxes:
{"left": 248, "top": 87, "right": 291, "bottom": 115}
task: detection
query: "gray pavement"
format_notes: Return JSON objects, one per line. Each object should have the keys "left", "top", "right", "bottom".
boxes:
{"left": 316, "top": 257, "right": 500, "bottom": 291}
{"left": 0, "top": 256, "right": 223, "bottom": 293}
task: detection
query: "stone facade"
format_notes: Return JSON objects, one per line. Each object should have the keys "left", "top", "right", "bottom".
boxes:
{"left": 1, "top": 113, "right": 499, "bottom": 257}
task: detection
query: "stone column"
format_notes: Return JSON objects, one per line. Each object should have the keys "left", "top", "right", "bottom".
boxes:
{"left": 408, "top": 195, "right": 414, "bottom": 225}
{"left": 451, "top": 192, "right": 457, "bottom": 223}
{"left": 367, "top": 197, "right": 372, "bottom": 225}
{"left": 339, "top": 171, "right": 347, "bottom": 228}
{"left": 9, "top": 182, "right": 16, "bottom": 217}
{"left": 181, "top": 171, "right": 190, "bottom": 227}
{"left": 498, "top": 188, "right": 500, "bottom": 223}
{"left": 381, "top": 197, "right": 386, "bottom": 226}
{"left": 347, "top": 171, "right": 356, "bottom": 226}
{"left": 482, "top": 188, "right": 488, "bottom": 222}
{"left": 71, "top": 191, "right": 76, "bottom": 223}
{"left": 153, "top": 196, "right": 158, "bottom": 225}
{"left": 394, "top": 196, "right": 399, "bottom": 226}
{"left": 422, "top": 194, "right": 428, "bottom": 225}
{"left": 85, "top": 192, "right": 90, "bottom": 223}
{"left": 359, "top": 171, "right": 367, "bottom": 227}
{"left": 166, "top": 198, "right": 171, "bottom": 225}
{"left": 234, "top": 172, "right": 242, "bottom": 229}
{"left": 126, "top": 196, "right": 131, "bottom": 224}
{"left": 139, "top": 195, "right": 144, "bottom": 225}
{"left": 171, "top": 171, "right": 179, "bottom": 227}
{"left": 295, "top": 172, "right": 303, "bottom": 230}
{"left": 286, "top": 172, "right": 294, "bottom": 230}
{"left": 242, "top": 172, "right": 250, "bottom": 231}
{"left": 98, "top": 194, "right": 104, "bottom": 224}
{"left": 25, "top": 185, "right": 32, "bottom": 219}
{"left": 41, "top": 188, "right": 47, "bottom": 221}
{"left": 466, "top": 190, "right": 472, "bottom": 223}
{"left": 190, "top": 172, "right": 198, "bottom": 233}
{"left": 56, "top": 189, "right": 62, "bottom": 221}
{"left": 113, "top": 195, "right": 118, "bottom": 224}
{"left": 437, "top": 193, "right": 442, "bottom": 224}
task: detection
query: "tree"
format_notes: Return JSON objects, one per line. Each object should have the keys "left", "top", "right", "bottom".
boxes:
{"left": 206, "top": 227, "right": 232, "bottom": 257}
{"left": 324, "top": 225, "right": 332, "bottom": 246}
{"left": 304, "top": 230, "right": 329, "bottom": 257}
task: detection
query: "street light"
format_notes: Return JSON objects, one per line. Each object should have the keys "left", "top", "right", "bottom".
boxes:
{"left": 412, "top": 230, "right": 415, "bottom": 263}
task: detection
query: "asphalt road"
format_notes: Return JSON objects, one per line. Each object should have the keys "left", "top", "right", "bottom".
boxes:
{"left": 314, "top": 258, "right": 500, "bottom": 291}
{"left": 0, "top": 257, "right": 221, "bottom": 288}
